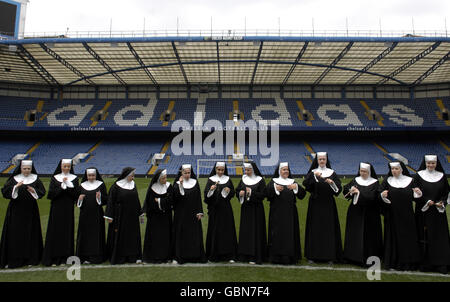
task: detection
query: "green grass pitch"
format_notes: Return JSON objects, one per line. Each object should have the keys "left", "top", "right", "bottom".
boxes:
{"left": 0, "top": 176, "right": 449, "bottom": 282}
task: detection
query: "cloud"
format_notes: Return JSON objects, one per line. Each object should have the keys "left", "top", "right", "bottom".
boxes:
{"left": 24, "top": 0, "right": 449, "bottom": 34}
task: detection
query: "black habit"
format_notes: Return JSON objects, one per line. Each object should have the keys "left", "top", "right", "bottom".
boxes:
{"left": 413, "top": 157, "right": 450, "bottom": 273}
{"left": 42, "top": 160, "right": 79, "bottom": 266}
{"left": 204, "top": 163, "right": 238, "bottom": 262}
{"left": 379, "top": 161, "right": 421, "bottom": 270}
{"left": 172, "top": 166, "right": 206, "bottom": 264}
{"left": 303, "top": 154, "right": 343, "bottom": 263}
{"left": 142, "top": 169, "right": 173, "bottom": 263}
{"left": 265, "top": 164, "right": 306, "bottom": 264}
{"left": 342, "top": 163, "right": 383, "bottom": 266}
{"left": 0, "top": 162, "right": 46, "bottom": 268}
{"left": 235, "top": 162, "right": 268, "bottom": 264}
{"left": 105, "top": 167, "right": 142, "bottom": 264}
{"left": 75, "top": 168, "right": 108, "bottom": 264}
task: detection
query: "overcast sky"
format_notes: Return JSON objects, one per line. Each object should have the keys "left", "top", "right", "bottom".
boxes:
{"left": 24, "top": 0, "right": 449, "bottom": 35}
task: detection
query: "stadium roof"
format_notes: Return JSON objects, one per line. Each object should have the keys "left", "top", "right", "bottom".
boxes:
{"left": 0, "top": 36, "right": 449, "bottom": 87}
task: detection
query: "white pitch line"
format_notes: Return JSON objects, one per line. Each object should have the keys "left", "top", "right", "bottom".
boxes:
{"left": 0, "top": 262, "right": 449, "bottom": 279}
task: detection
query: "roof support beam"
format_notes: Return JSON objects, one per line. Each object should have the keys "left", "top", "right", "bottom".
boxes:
{"left": 282, "top": 42, "right": 308, "bottom": 85}
{"left": 314, "top": 41, "right": 354, "bottom": 85}
{"left": 127, "top": 42, "right": 158, "bottom": 85}
{"left": 82, "top": 42, "right": 127, "bottom": 86}
{"left": 346, "top": 42, "right": 398, "bottom": 85}
{"left": 40, "top": 43, "right": 95, "bottom": 85}
{"left": 411, "top": 51, "right": 450, "bottom": 86}
{"left": 171, "top": 41, "right": 189, "bottom": 85}
{"left": 17, "top": 45, "right": 59, "bottom": 86}
{"left": 65, "top": 59, "right": 408, "bottom": 86}
{"left": 377, "top": 41, "right": 441, "bottom": 85}
{"left": 216, "top": 41, "right": 221, "bottom": 85}
{"left": 250, "top": 41, "right": 264, "bottom": 86}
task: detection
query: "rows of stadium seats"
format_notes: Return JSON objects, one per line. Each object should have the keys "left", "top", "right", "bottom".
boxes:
{"left": 2, "top": 137, "right": 447, "bottom": 176}
{"left": 0, "top": 138, "right": 165, "bottom": 175}
{"left": 93, "top": 99, "right": 165, "bottom": 128}
{"left": 0, "top": 97, "right": 449, "bottom": 130}
{"left": 284, "top": 99, "right": 376, "bottom": 128}
{"left": 202, "top": 98, "right": 289, "bottom": 126}
{"left": 35, "top": 100, "right": 104, "bottom": 128}
{"left": 375, "top": 139, "right": 450, "bottom": 173}
{"left": 0, "top": 140, "right": 35, "bottom": 172}
{"left": 0, "top": 96, "right": 38, "bottom": 128}
{"left": 30, "top": 140, "right": 96, "bottom": 173}
{"left": 137, "top": 137, "right": 450, "bottom": 176}
{"left": 308, "top": 140, "right": 386, "bottom": 174}
{"left": 74, "top": 139, "right": 165, "bottom": 175}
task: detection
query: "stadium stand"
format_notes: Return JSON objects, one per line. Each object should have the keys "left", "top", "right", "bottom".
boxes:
{"left": 374, "top": 138, "right": 450, "bottom": 173}
{"left": 0, "top": 95, "right": 448, "bottom": 176}
{"left": 0, "top": 135, "right": 447, "bottom": 176}
{"left": 73, "top": 139, "right": 166, "bottom": 175}
{"left": 29, "top": 139, "right": 96, "bottom": 173}
{"left": 0, "top": 97, "right": 449, "bottom": 131}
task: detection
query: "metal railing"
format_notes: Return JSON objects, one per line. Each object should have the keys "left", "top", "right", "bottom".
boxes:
{"left": 16, "top": 28, "right": 449, "bottom": 39}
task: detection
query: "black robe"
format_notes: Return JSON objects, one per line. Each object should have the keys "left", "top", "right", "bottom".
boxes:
{"left": 172, "top": 181, "right": 206, "bottom": 264}
{"left": 42, "top": 176, "right": 79, "bottom": 266}
{"left": 379, "top": 177, "right": 421, "bottom": 270}
{"left": 235, "top": 178, "right": 268, "bottom": 264}
{"left": 0, "top": 177, "right": 46, "bottom": 268}
{"left": 76, "top": 182, "right": 108, "bottom": 264}
{"left": 303, "top": 171, "right": 343, "bottom": 262}
{"left": 265, "top": 180, "right": 306, "bottom": 264}
{"left": 342, "top": 179, "right": 383, "bottom": 266}
{"left": 142, "top": 184, "right": 173, "bottom": 263}
{"left": 204, "top": 178, "right": 237, "bottom": 262}
{"left": 105, "top": 183, "right": 143, "bottom": 264}
{"left": 413, "top": 173, "right": 450, "bottom": 271}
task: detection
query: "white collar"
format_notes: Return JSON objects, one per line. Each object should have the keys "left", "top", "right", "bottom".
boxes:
{"left": 14, "top": 174, "right": 38, "bottom": 185}
{"left": 116, "top": 178, "right": 135, "bottom": 190}
{"left": 209, "top": 174, "right": 230, "bottom": 184}
{"left": 242, "top": 174, "right": 262, "bottom": 186}
{"left": 176, "top": 178, "right": 197, "bottom": 189}
{"left": 418, "top": 169, "right": 444, "bottom": 183}
{"left": 151, "top": 182, "right": 170, "bottom": 194}
{"left": 355, "top": 176, "right": 378, "bottom": 186}
{"left": 273, "top": 176, "right": 295, "bottom": 186}
{"left": 81, "top": 180, "right": 103, "bottom": 190}
{"left": 54, "top": 173, "right": 77, "bottom": 183}
{"left": 387, "top": 175, "right": 413, "bottom": 188}
{"left": 312, "top": 166, "right": 334, "bottom": 178}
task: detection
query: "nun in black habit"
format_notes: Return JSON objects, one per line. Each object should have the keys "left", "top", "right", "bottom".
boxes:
{"left": 235, "top": 162, "right": 268, "bottom": 264}
{"left": 303, "top": 152, "right": 343, "bottom": 264}
{"left": 76, "top": 167, "right": 108, "bottom": 264}
{"left": 0, "top": 160, "right": 46, "bottom": 269}
{"left": 142, "top": 169, "right": 174, "bottom": 263}
{"left": 204, "top": 162, "right": 237, "bottom": 263}
{"left": 43, "top": 159, "right": 79, "bottom": 267}
{"left": 379, "top": 161, "right": 422, "bottom": 271}
{"left": 104, "top": 167, "right": 143, "bottom": 265}
{"left": 342, "top": 162, "right": 383, "bottom": 266}
{"left": 172, "top": 164, "right": 206, "bottom": 264}
{"left": 413, "top": 155, "right": 450, "bottom": 274}
{"left": 265, "top": 162, "right": 306, "bottom": 265}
